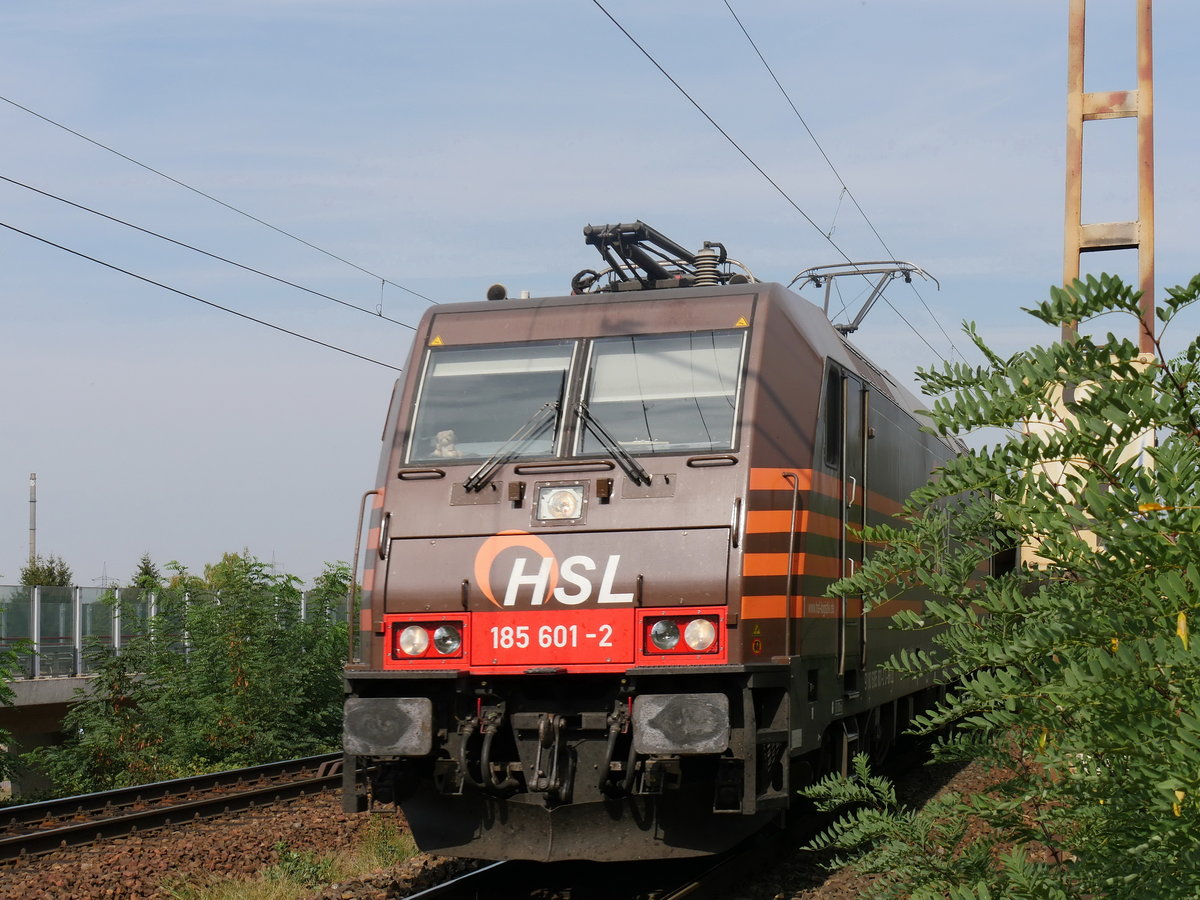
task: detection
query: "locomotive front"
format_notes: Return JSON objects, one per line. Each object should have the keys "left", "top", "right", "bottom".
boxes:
{"left": 343, "top": 283, "right": 783, "bottom": 861}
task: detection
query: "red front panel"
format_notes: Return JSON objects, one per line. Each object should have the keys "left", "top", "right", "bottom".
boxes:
{"left": 383, "top": 607, "right": 729, "bottom": 674}
{"left": 470, "top": 609, "right": 636, "bottom": 669}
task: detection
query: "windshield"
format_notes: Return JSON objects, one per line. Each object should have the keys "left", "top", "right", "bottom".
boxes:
{"left": 579, "top": 330, "right": 744, "bottom": 455}
{"left": 407, "top": 342, "right": 574, "bottom": 464}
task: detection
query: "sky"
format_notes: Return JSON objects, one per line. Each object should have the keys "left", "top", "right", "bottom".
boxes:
{"left": 1, "top": 0, "right": 1196, "bottom": 588}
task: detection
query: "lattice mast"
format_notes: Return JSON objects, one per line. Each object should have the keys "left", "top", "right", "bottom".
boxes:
{"left": 1063, "top": 0, "right": 1155, "bottom": 349}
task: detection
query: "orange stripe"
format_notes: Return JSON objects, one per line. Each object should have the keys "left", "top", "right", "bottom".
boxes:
{"left": 749, "top": 466, "right": 910, "bottom": 519}
{"left": 742, "top": 553, "right": 842, "bottom": 578}
{"left": 869, "top": 598, "right": 923, "bottom": 617}
{"left": 745, "top": 509, "right": 804, "bottom": 533}
{"left": 362, "top": 568, "right": 375, "bottom": 592}
{"left": 741, "top": 595, "right": 787, "bottom": 618}
{"left": 745, "top": 509, "right": 845, "bottom": 541}
{"left": 748, "top": 468, "right": 813, "bottom": 491}
{"left": 741, "top": 596, "right": 927, "bottom": 621}
{"left": 868, "top": 491, "right": 903, "bottom": 517}
{"left": 372, "top": 491, "right": 385, "bottom": 509}
{"left": 741, "top": 595, "right": 827, "bottom": 619}
{"left": 367, "top": 527, "right": 380, "bottom": 551}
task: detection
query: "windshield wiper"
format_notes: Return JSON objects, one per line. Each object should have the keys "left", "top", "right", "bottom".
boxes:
{"left": 463, "top": 402, "right": 559, "bottom": 492}
{"left": 575, "top": 401, "right": 652, "bottom": 487}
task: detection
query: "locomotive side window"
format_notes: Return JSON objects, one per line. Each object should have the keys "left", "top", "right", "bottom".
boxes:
{"left": 407, "top": 341, "right": 574, "bottom": 463}
{"left": 823, "top": 366, "right": 843, "bottom": 468}
{"left": 579, "top": 330, "right": 744, "bottom": 455}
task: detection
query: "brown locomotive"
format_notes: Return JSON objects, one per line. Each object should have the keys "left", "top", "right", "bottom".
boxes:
{"left": 342, "top": 222, "right": 957, "bottom": 861}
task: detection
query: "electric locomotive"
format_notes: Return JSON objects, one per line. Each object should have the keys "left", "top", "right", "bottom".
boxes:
{"left": 342, "top": 222, "right": 957, "bottom": 862}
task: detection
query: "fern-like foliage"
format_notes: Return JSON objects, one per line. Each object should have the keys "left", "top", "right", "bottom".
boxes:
{"left": 807, "top": 275, "right": 1200, "bottom": 899}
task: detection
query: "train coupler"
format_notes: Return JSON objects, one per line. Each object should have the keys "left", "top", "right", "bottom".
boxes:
{"left": 511, "top": 712, "right": 575, "bottom": 803}
{"left": 369, "top": 759, "right": 420, "bottom": 806}
{"left": 713, "top": 758, "right": 745, "bottom": 812}
{"left": 637, "top": 757, "right": 681, "bottom": 795}
{"left": 433, "top": 758, "right": 465, "bottom": 795}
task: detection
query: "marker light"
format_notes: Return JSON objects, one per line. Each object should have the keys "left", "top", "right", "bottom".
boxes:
{"left": 683, "top": 618, "right": 717, "bottom": 651}
{"left": 433, "top": 624, "right": 462, "bottom": 655}
{"left": 397, "top": 625, "right": 430, "bottom": 657}
{"left": 536, "top": 484, "right": 585, "bottom": 521}
{"left": 385, "top": 617, "right": 467, "bottom": 668}
{"left": 643, "top": 614, "right": 721, "bottom": 656}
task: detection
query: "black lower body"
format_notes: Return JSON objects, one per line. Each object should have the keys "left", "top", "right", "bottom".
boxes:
{"left": 343, "top": 666, "right": 794, "bottom": 862}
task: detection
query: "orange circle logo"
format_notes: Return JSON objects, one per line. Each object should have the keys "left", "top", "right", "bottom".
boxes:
{"left": 473, "top": 531, "right": 559, "bottom": 608}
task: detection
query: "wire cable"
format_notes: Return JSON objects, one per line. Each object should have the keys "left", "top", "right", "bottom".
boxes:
{"left": 590, "top": 0, "right": 944, "bottom": 359}
{"left": 0, "top": 173, "right": 417, "bottom": 331}
{"left": 0, "top": 219, "right": 403, "bottom": 372}
{"left": 588, "top": 0, "right": 854, "bottom": 266}
{"left": 722, "top": 0, "right": 967, "bottom": 362}
{"left": 0, "top": 93, "right": 437, "bottom": 306}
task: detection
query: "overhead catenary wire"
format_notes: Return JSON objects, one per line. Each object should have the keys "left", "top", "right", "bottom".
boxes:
{"left": 722, "top": 0, "right": 968, "bottom": 363}
{"left": 588, "top": 0, "right": 848, "bottom": 263}
{"left": 0, "top": 173, "right": 417, "bottom": 331}
{"left": 588, "top": 0, "right": 944, "bottom": 360}
{"left": 0, "top": 93, "right": 437, "bottom": 306}
{"left": 0, "top": 220, "right": 403, "bottom": 372}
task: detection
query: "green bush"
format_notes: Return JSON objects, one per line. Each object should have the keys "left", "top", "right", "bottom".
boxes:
{"left": 805, "top": 274, "right": 1200, "bottom": 898}
{"left": 29, "top": 553, "right": 350, "bottom": 793}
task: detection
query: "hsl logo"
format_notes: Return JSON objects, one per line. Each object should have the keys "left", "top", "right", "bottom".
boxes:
{"left": 473, "top": 531, "right": 633, "bottom": 609}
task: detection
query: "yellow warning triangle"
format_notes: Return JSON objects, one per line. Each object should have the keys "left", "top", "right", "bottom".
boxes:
{"left": 734, "top": 316, "right": 749, "bottom": 328}
{"left": 430, "top": 335, "right": 445, "bottom": 346}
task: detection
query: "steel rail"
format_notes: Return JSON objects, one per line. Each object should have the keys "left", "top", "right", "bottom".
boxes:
{"left": 401, "top": 861, "right": 511, "bottom": 899}
{"left": 0, "top": 752, "right": 341, "bottom": 861}
{"left": 395, "top": 844, "right": 771, "bottom": 900}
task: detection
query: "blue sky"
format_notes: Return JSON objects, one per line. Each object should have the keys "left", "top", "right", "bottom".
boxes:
{"left": 1, "top": 1, "right": 1196, "bottom": 587}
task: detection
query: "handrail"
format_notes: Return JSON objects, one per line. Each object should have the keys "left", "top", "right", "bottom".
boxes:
{"left": 348, "top": 489, "right": 380, "bottom": 665}
{"left": 781, "top": 472, "right": 802, "bottom": 658}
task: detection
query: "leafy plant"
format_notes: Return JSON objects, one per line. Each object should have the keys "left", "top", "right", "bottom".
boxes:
{"left": 30, "top": 553, "right": 350, "bottom": 792}
{"left": 266, "top": 841, "right": 337, "bottom": 887}
{"left": 805, "top": 274, "right": 1200, "bottom": 898}
{"left": 0, "top": 632, "right": 29, "bottom": 785}
{"left": 355, "top": 814, "right": 418, "bottom": 869}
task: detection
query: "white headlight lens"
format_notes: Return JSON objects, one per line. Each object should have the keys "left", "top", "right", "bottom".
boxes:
{"left": 684, "top": 618, "right": 717, "bottom": 651}
{"left": 397, "top": 625, "right": 430, "bottom": 656}
{"left": 433, "top": 624, "right": 462, "bottom": 655}
{"left": 537, "top": 485, "right": 584, "bottom": 520}
{"left": 649, "top": 619, "right": 680, "bottom": 651}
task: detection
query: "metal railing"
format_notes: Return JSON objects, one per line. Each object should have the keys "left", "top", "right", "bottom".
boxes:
{"left": 0, "top": 585, "right": 348, "bottom": 679}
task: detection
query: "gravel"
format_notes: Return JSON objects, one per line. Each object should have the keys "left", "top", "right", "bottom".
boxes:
{"left": 0, "top": 792, "right": 468, "bottom": 900}
{"left": 0, "top": 759, "right": 991, "bottom": 899}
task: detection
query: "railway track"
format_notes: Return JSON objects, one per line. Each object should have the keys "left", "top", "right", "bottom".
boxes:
{"left": 0, "top": 752, "right": 342, "bottom": 861}
{"left": 395, "top": 740, "right": 944, "bottom": 900}
{"left": 398, "top": 823, "right": 808, "bottom": 900}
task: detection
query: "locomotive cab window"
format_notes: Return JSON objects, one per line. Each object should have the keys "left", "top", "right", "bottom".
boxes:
{"left": 578, "top": 330, "right": 745, "bottom": 455}
{"left": 407, "top": 341, "right": 574, "bottom": 463}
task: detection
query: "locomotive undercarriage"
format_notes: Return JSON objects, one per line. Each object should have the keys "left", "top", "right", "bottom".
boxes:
{"left": 344, "top": 669, "right": 794, "bottom": 861}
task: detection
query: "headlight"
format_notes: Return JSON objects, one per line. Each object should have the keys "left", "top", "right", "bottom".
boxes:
{"left": 649, "top": 619, "right": 680, "bottom": 650}
{"left": 433, "top": 624, "right": 462, "bottom": 655}
{"left": 397, "top": 625, "right": 430, "bottom": 657}
{"left": 683, "top": 618, "right": 717, "bottom": 651}
{"left": 536, "top": 484, "right": 585, "bottom": 521}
